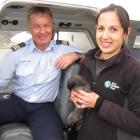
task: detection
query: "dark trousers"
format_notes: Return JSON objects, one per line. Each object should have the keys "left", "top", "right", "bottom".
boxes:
{"left": 0, "top": 94, "right": 64, "bottom": 140}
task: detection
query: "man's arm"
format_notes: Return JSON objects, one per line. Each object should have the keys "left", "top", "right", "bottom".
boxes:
{"left": 54, "top": 52, "right": 85, "bottom": 70}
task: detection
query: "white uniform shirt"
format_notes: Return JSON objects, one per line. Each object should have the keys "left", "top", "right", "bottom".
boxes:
{"left": 0, "top": 39, "right": 80, "bottom": 103}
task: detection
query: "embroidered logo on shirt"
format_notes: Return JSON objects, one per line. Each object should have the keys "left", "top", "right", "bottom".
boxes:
{"left": 104, "top": 80, "right": 120, "bottom": 91}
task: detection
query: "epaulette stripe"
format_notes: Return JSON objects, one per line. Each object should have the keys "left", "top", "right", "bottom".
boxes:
{"left": 62, "top": 40, "right": 69, "bottom": 45}
{"left": 11, "top": 42, "right": 26, "bottom": 51}
{"left": 56, "top": 40, "right": 69, "bottom": 45}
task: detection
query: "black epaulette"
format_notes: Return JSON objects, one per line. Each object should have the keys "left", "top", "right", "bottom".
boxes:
{"left": 11, "top": 42, "right": 26, "bottom": 51}
{"left": 56, "top": 40, "right": 69, "bottom": 45}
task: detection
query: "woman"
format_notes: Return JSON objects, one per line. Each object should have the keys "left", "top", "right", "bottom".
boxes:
{"left": 69, "top": 4, "right": 140, "bottom": 140}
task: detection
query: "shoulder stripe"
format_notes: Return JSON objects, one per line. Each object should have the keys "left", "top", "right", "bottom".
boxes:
{"left": 11, "top": 42, "right": 26, "bottom": 51}
{"left": 56, "top": 40, "right": 69, "bottom": 45}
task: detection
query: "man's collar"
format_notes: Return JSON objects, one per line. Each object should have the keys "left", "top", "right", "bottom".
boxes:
{"left": 28, "top": 39, "right": 56, "bottom": 53}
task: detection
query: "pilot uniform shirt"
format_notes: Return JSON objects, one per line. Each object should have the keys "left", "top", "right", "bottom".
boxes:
{"left": 0, "top": 39, "right": 79, "bottom": 103}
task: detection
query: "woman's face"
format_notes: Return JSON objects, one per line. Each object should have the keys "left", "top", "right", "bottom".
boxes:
{"left": 96, "top": 11, "right": 128, "bottom": 59}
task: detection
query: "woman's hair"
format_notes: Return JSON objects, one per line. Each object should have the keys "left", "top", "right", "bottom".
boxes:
{"left": 96, "top": 4, "right": 130, "bottom": 35}
{"left": 27, "top": 6, "right": 53, "bottom": 22}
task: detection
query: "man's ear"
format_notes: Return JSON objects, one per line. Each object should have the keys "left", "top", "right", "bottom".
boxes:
{"left": 52, "top": 23, "right": 55, "bottom": 39}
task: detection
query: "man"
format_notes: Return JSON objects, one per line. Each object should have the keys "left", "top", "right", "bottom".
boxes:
{"left": 0, "top": 6, "right": 82, "bottom": 140}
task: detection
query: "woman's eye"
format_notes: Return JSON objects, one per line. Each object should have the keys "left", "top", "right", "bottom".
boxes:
{"left": 96, "top": 26, "right": 104, "bottom": 32}
{"left": 110, "top": 27, "right": 118, "bottom": 32}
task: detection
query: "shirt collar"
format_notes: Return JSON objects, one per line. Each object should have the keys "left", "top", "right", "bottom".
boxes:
{"left": 94, "top": 46, "right": 125, "bottom": 65}
{"left": 27, "top": 39, "right": 56, "bottom": 53}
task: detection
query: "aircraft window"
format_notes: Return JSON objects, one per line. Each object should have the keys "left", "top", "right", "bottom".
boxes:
{"left": 54, "top": 31, "right": 94, "bottom": 52}
{"left": 0, "top": 30, "right": 94, "bottom": 52}
{"left": 0, "top": 30, "right": 94, "bottom": 61}
{"left": 0, "top": 31, "right": 31, "bottom": 62}
{"left": 133, "top": 36, "right": 140, "bottom": 48}
{"left": 0, "top": 31, "right": 31, "bottom": 49}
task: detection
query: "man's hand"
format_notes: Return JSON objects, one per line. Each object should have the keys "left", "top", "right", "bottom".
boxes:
{"left": 54, "top": 52, "right": 80, "bottom": 69}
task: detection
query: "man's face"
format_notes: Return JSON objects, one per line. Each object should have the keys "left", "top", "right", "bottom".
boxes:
{"left": 28, "top": 13, "right": 53, "bottom": 51}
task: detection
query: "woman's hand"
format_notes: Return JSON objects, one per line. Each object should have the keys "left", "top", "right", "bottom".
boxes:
{"left": 69, "top": 89, "right": 99, "bottom": 109}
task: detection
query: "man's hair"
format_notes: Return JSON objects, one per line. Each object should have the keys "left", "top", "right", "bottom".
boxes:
{"left": 27, "top": 6, "right": 53, "bottom": 21}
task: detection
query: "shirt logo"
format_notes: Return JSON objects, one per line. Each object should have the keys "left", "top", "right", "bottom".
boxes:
{"left": 104, "top": 80, "right": 120, "bottom": 91}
